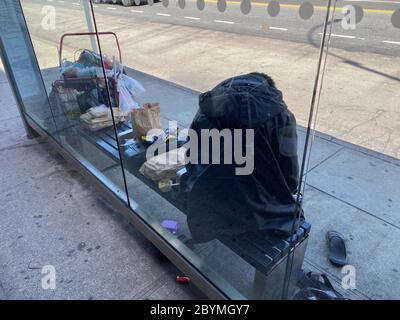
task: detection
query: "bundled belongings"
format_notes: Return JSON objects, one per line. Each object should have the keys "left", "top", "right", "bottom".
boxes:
{"left": 61, "top": 62, "right": 104, "bottom": 79}
{"left": 139, "top": 147, "right": 186, "bottom": 182}
{"left": 76, "top": 49, "right": 113, "bottom": 69}
{"left": 50, "top": 33, "right": 146, "bottom": 133}
{"left": 76, "top": 81, "right": 118, "bottom": 114}
{"left": 182, "top": 72, "right": 302, "bottom": 243}
{"left": 53, "top": 46, "right": 145, "bottom": 121}
{"left": 80, "top": 105, "right": 128, "bottom": 131}
{"left": 61, "top": 49, "right": 113, "bottom": 78}
{"left": 132, "top": 103, "right": 162, "bottom": 139}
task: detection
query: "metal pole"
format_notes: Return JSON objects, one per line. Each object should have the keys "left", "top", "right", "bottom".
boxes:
{"left": 82, "top": 0, "right": 98, "bottom": 53}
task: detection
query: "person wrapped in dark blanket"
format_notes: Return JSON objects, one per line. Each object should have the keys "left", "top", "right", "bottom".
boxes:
{"left": 182, "top": 72, "right": 303, "bottom": 243}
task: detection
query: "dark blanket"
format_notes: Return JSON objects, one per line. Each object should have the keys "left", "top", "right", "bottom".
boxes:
{"left": 183, "top": 73, "right": 302, "bottom": 243}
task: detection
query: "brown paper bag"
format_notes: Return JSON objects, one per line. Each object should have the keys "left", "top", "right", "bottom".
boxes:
{"left": 131, "top": 103, "right": 162, "bottom": 139}
{"left": 139, "top": 147, "right": 186, "bottom": 182}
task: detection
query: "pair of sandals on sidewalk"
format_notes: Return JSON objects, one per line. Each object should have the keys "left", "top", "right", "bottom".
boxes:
{"left": 294, "top": 230, "right": 349, "bottom": 300}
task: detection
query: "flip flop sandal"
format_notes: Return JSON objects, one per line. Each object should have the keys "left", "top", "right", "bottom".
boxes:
{"left": 294, "top": 287, "right": 348, "bottom": 300}
{"left": 296, "top": 271, "right": 348, "bottom": 300}
{"left": 326, "top": 231, "right": 348, "bottom": 266}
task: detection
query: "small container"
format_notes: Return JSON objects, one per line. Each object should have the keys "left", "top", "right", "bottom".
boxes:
{"left": 176, "top": 276, "right": 191, "bottom": 284}
{"left": 161, "top": 220, "right": 179, "bottom": 234}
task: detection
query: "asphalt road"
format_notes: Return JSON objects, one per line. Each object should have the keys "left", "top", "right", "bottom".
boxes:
{"left": 28, "top": 0, "right": 400, "bottom": 56}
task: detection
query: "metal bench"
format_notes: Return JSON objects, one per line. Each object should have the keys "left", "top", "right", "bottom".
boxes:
{"left": 73, "top": 123, "right": 310, "bottom": 299}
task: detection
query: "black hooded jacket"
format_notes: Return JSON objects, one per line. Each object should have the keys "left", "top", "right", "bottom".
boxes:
{"left": 183, "top": 73, "right": 300, "bottom": 243}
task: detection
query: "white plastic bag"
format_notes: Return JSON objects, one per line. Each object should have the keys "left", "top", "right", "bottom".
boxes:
{"left": 119, "top": 84, "right": 139, "bottom": 112}
{"left": 117, "top": 74, "right": 145, "bottom": 113}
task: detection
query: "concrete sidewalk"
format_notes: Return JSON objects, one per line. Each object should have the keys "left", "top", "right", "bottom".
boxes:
{"left": 1, "top": 60, "right": 400, "bottom": 299}
{"left": 0, "top": 68, "right": 205, "bottom": 300}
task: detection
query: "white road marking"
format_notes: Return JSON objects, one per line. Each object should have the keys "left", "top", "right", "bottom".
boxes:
{"left": 131, "top": 9, "right": 144, "bottom": 13}
{"left": 157, "top": 13, "right": 171, "bottom": 16}
{"left": 383, "top": 40, "right": 400, "bottom": 45}
{"left": 319, "top": 33, "right": 356, "bottom": 39}
{"left": 72, "top": 2, "right": 80, "bottom": 6}
{"left": 269, "top": 27, "right": 288, "bottom": 31}
{"left": 107, "top": 7, "right": 117, "bottom": 10}
{"left": 215, "top": 20, "right": 235, "bottom": 25}
{"left": 184, "top": 16, "right": 201, "bottom": 20}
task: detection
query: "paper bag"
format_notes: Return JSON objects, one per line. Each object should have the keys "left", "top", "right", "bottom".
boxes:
{"left": 131, "top": 103, "right": 162, "bottom": 139}
{"left": 139, "top": 147, "right": 186, "bottom": 182}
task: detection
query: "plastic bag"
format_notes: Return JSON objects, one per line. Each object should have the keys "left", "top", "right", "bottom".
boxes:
{"left": 119, "top": 84, "right": 139, "bottom": 112}
{"left": 117, "top": 74, "right": 145, "bottom": 113}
